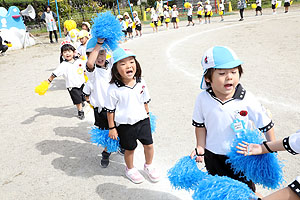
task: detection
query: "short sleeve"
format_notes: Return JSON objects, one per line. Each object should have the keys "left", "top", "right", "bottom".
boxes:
{"left": 52, "top": 63, "right": 66, "bottom": 77}
{"left": 142, "top": 80, "right": 151, "bottom": 104}
{"left": 284, "top": 132, "right": 300, "bottom": 154}
{"left": 247, "top": 93, "right": 274, "bottom": 132}
{"left": 85, "top": 64, "right": 96, "bottom": 81}
{"left": 82, "top": 81, "right": 92, "bottom": 96}
{"left": 192, "top": 94, "right": 205, "bottom": 128}
{"left": 104, "top": 86, "right": 118, "bottom": 113}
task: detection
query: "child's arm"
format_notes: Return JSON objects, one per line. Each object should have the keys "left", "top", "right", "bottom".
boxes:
{"left": 265, "top": 127, "right": 276, "bottom": 142}
{"left": 86, "top": 38, "right": 104, "bottom": 70}
{"left": 190, "top": 127, "right": 207, "bottom": 162}
{"left": 47, "top": 74, "right": 55, "bottom": 84}
{"left": 144, "top": 103, "right": 149, "bottom": 116}
{"left": 107, "top": 112, "right": 118, "bottom": 140}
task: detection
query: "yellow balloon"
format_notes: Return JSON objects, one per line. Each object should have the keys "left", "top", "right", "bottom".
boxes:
{"left": 35, "top": 80, "right": 49, "bottom": 95}
{"left": 251, "top": 4, "right": 257, "bottom": 9}
{"left": 165, "top": 18, "right": 170, "bottom": 22}
{"left": 157, "top": 20, "right": 162, "bottom": 26}
{"left": 176, "top": 18, "right": 180, "bottom": 22}
{"left": 150, "top": 22, "right": 154, "bottom": 27}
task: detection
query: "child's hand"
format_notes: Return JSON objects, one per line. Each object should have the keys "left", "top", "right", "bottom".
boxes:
{"left": 109, "top": 128, "right": 118, "bottom": 140}
{"left": 190, "top": 147, "right": 205, "bottom": 163}
{"left": 97, "top": 38, "right": 105, "bottom": 44}
{"left": 236, "top": 141, "right": 263, "bottom": 156}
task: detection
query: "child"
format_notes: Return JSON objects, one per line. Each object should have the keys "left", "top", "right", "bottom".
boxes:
{"left": 84, "top": 38, "right": 123, "bottom": 167}
{"left": 237, "top": 132, "right": 300, "bottom": 200}
{"left": 41, "top": 5, "right": 58, "bottom": 43}
{"left": 0, "top": 34, "right": 9, "bottom": 56}
{"left": 271, "top": 0, "right": 277, "bottom": 14}
{"left": 151, "top": 10, "right": 159, "bottom": 32}
{"left": 255, "top": 0, "right": 263, "bottom": 15}
{"left": 124, "top": 12, "right": 133, "bottom": 39}
{"left": 204, "top": 0, "right": 212, "bottom": 24}
{"left": 284, "top": 0, "right": 291, "bottom": 13}
{"left": 186, "top": 4, "right": 195, "bottom": 26}
{"left": 163, "top": 6, "right": 170, "bottom": 29}
{"left": 190, "top": 46, "right": 275, "bottom": 194}
{"left": 81, "top": 22, "right": 91, "bottom": 33}
{"left": 171, "top": 5, "right": 179, "bottom": 29}
{"left": 219, "top": 0, "right": 225, "bottom": 21}
{"left": 133, "top": 11, "right": 142, "bottom": 37}
{"left": 118, "top": 15, "right": 127, "bottom": 39}
{"left": 47, "top": 41, "right": 86, "bottom": 119}
{"left": 105, "top": 48, "right": 160, "bottom": 184}
{"left": 77, "top": 30, "right": 90, "bottom": 59}
{"left": 197, "top": 2, "right": 204, "bottom": 24}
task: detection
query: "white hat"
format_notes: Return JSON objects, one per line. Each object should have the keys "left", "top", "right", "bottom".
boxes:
{"left": 78, "top": 30, "right": 90, "bottom": 39}
{"left": 82, "top": 22, "right": 91, "bottom": 29}
{"left": 200, "top": 46, "right": 243, "bottom": 89}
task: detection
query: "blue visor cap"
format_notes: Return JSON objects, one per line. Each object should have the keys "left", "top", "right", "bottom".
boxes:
{"left": 112, "top": 48, "right": 136, "bottom": 64}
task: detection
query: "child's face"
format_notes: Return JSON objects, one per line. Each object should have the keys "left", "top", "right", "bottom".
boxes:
{"left": 133, "top": 13, "right": 136, "bottom": 17}
{"left": 116, "top": 56, "right": 136, "bottom": 82}
{"left": 82, "top": 25, "right": 88, "bottom": 31}
{"left": 205, "top": 68, "right": 240, "bottom": 101}
{"left": 79, "top": 37, "right": 88, "bottom": 45}
{"left": 96, "top": 50, "right": 106, "bottom": 66}
{"left": 62, "top": 50, "right": 75, "bottom": 61}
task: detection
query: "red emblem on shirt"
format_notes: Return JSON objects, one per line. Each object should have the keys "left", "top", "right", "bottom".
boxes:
{"left": 239, "top": 110, "right": 248, "bottom": 116}
{"left": 140, "top": 85, "right": 145, "bottom": 94}
{"left": 79, "top": 64, "right": 82, "bottom": 67}
{"left": 204, "top": 56, "right": 208, "bottom": 64}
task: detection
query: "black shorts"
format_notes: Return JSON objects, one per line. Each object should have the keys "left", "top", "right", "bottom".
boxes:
{"left": 127, "top": 27, "right": 132, "bottom": 33}
{"left": 188, "top": 15, "right": 193, "bottom": 21}
{"left": 197, "top": 14, "right": 202, "bottom": 18}
{"left": 256, "top": 6, "right": 262, "bottom": 11}
{"left": 284, "top": 2, "right": 290, "bottom": 7}
{"left": 160, "top": 16, "right": 164, "bottom": 22}
{"left": 117, "top": 118, "right": 153, "bottom": 150}
{"left": 153, "top": 21, "right": 158, "bottom": 27}
{"left": 68, "top": 84, "right": 85, "bottom": 105}
{"left": 122, "top": 30, "right": 127, "bottom": 36}
{"left": 94, "top": 107, "right": 109, "bottom": 129}
{"left": 171, "top": 17, "right": 177, "bottom": 23}
{"left": 205, "top": 12, "right": 210, "bottom": 17}
{"left": 272, "top": 4, "right": 276, "bottom": 9}
{"left": 136, "top": 24, "right": 142, "bottom": 31}
{"left": 204, "top": 149, "right": 256, "bottom": 192}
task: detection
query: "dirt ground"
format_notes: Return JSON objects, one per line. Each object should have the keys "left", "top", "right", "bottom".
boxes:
{"left": 1, "top": 6, "right": 300, "bottom": 200}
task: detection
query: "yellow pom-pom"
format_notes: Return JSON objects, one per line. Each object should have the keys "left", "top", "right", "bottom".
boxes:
{"left": 89, "top": 104, "right": 94, "bottom": 109}
{"left": 64, "top": 20, "right": 77, "bottom": 32}
{"left": 132, "top": 22, "right": 136, "bottom": 29}
{"left": 197, "top": 11, "right": 203, "bottom": 15}
{"left": 106, "top": 54, "right": 111, "bottom": 59}
{"left": 165, "top": 18, "right": 170, "bottom": 23}
{"left": 6, "top": 43, "right": 12, "bottom": 47}
{"left": 157, "top": 20, "right": 162, "bottom": 26}
{"left": 210, "top": 11, "right": 213, "bottom": 16}
{"left": 176, "top": 18, "right": 179, "bottom": 22}
{"left": 35, "top": 80, "right": 49, "bottom": 95}
{"left": 81, "top": 56, "right": 86, "bottom": 60}
{"left": 125, "top": 21, "right": 129, "bottom": 28}
{"left": 169, "top": 6, "right": 172, "bottom": 10}
{"left": 146, "top": 8, "right": 150, "bottom": 12}
{"left": 251, "top": 4, "right": 257, "bottom": 9}
{"left": 84, "top": 74, "right": 88, "bottom": 82}
{"left": 291, "top": 1, "right": 293, "bottom": 5}
{"left": 275, "top": 2, "right": 278, "bottom": 8}
{"left": 150, "top": 22, "right": 154, "bottom": 27}
{"left": 184, "top": 2, "right": 192, "bottom": 8}
{"left": 219, "top": 11, "right": 223, "bottom": 15}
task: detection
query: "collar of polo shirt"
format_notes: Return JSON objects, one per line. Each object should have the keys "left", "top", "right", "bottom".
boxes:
{"left": 206, "top": 83, "right": 246, "bottom": 104}
{"left": 114, "top": 77, "right": 141, "bottom": 88}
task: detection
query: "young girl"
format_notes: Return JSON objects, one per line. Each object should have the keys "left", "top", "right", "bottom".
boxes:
{"left": 133, "top": 11, "right": 142, "bottom": 37}
{"left": 151, "top": 10, "right": 159, "bottom": 32}
{"left": 104, "top": 48, "right": 160, "bottom": 184}
{"left": 47, "top": 40, "right": 86, "bottom": 119}
{"left": 190, "top": 46, "right": 275, "bottom": 195}
{"left": 186, "top": 4, "right": 195, "bottom": 26}
{"left": 163, "top": 7, "right": 170, "bottom": 29}
{"left": 197, "top": 2, "right": 204, "bottom": 24}
{"left": 124, "top": 12, "right": 133, "bottom": 39}
{"left": 171, "top": 5, "right": 179, "bottom": 29}
{"left": 219, "top": 0, "right": 225, "bottom": 21}
{"left": 204, "top": 0, "right": 212, "bottom": 24}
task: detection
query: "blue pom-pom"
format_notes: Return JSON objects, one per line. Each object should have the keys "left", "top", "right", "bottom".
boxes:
{"left": 227, "top": 128, "right": 284, "bottom": 189}
{"left": 149, "top": 112, "right": 157, "bottom": 133}
{"left": 167, "top": 156, "right": 207, "bottom": 191}
{"left": 89, "top": 127, "right": 120, "bottom": 153}
{"left": 91, "top": 11, "right": 124, "bottom": 51}
{"left": 192, "top": 175, "right": 256, "bottom": 200}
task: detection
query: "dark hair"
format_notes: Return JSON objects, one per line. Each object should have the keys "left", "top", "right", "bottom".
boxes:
{"left": 45, "top": 5, "right": 51, "bottom": 11}
{"left": 82, "top": 24, "right": 90, "bottom": 32}
{"left": 60, "top": 44, "right": 76, "bottom": 54}
{"left": 204, "top": 65, "right": 243, "bottom": 88}
{"left": 110, "top": 58, "right": 142, "bottom": 84}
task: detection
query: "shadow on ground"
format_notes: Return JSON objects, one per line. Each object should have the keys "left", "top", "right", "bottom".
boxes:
{"left": 21, "top": 106, "right": 76, "bottom": 124}
{"left": 35, "top": 122, "right": 125, "bottom": 178}
{"left": 96, "top": 183, "right": 182, "bottom": 200}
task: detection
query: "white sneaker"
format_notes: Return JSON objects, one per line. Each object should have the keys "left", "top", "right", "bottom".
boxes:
{"left": 144, "top": 164, "right": 160, "bottom": 182}
{"left": 125, "top": 167, "right": 145, "bottom": 184}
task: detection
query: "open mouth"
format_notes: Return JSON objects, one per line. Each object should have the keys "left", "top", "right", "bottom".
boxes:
{"left": 126, "top": 70, "right": 133, "bottom": 76}
{"left": 224, "top": 84, "right": 233, "bottom": 89}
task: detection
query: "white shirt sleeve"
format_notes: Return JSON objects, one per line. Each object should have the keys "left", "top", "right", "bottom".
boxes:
{"left": 192, "top": 93, "right": 205, "bottom": 126}
{"left": 52, "top": 63, "right": 66, "bottom": 77}
{"left": 289, "top": 132, "right": 300, "bottom": 154}
{"left": 104, "top": 85, "right": 118, "bottom": 112}
{"left": 142, "top": 80, "right": 151, "bottom": 103}
{"left": 83, "top": 81, "right": 92, "bottom": 95}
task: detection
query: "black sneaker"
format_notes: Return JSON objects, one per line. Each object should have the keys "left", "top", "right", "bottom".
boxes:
{"left": 101, "top": 151, "right": 111, "bottom": 168}
{"left": 118, "top": 148, "right": 125, "bottom": 156}
{"left": 78, "top": 110, "right": 85, "bottom": 120}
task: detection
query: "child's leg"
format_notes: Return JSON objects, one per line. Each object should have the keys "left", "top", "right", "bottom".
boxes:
{"left": 53, "top": 30, "right": 58, "bottom": 42}
{"left": 143, "top": 144, "right": 154, "bottom": 165}
{"left": 49, "top": 31, "right": 53, "bottom": 43}
{"left": 75, "top": 103, "right": 82, "bottom": 111}
{"left": 125, "top": 149, "right": 135, "bottom": 169}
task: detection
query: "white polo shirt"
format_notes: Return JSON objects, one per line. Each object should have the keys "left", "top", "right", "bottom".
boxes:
{"left": 85, "top": 58, "right": 113, "bottom": 110}
{"left": 164, "top": 10, "right": 170, "bottom": 18}
{"left": 104, "top": 78, "right": 151, "bottom": 125}
{"left": 171, "top": 10, "right": 179, "bottom": 18}
{"left": 272, "top": 0, "right": 277, "bottom": 5}
{"left": 198, "top": 6, "right": 204, "bottom": 12}
{"left": 126, "top": 18, "right": 133, "bottom": 27}
{"left": 219, "top": 4, "right": 225, "bottom": 10}
{"left": 256, "top": 0, "right": 262, "bottom": 7}
{"left": 192, "top": 84, "right": 274, "bottom": 155}
{"left": 187, "top": 7, "right": 193, "bottom": 16}
{"left": 52, "top": 59, "right": 86, "bottom": 88}
{"left": 82, "top": 80, "right": 97, "bottom": 107}
{"left": 205, "top": 4, "right": 212, "bottom": 12}
{"left": 134, "top": 16, "right": 141, "bottom": 26}
{"left": 77, "top": 43, "right": 87, "bottom": 58}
